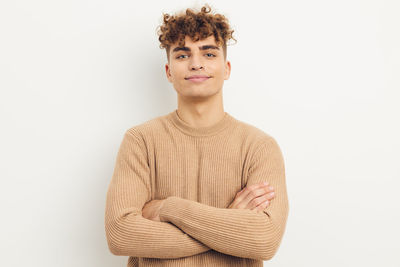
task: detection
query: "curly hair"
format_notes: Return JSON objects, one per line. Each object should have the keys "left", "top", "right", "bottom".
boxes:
{"left": 156, "top": 4, "right": 237, "bottom": 61}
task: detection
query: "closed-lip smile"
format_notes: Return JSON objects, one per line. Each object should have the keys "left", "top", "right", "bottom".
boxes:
{"left": 185, "top": 75, "right": 211, "bottom": 82}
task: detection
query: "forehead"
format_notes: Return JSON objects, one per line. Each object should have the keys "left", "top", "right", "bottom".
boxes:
{"left": 171, "top": 35, "right": 219, "bottom": 49}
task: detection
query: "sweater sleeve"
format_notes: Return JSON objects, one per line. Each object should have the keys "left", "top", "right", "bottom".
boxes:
{"left": 158, "top": 137, "right": 289, "bottom": 260}
{"left": 105, "top": 129, "right": 211, "bottom": 259}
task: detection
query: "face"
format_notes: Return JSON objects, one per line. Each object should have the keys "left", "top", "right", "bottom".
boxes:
{"left": 165, "top": 35, "right": 231, "bottom": 100}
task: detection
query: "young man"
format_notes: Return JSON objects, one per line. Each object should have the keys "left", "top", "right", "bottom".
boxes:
{"left": 105, "top": 5, "right": 289, "bottom": 267}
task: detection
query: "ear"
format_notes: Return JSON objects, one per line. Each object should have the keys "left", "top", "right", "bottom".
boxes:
{"left": 224, "top": 60, "right": 231, "bottom": 80}
{"left": 165, "top": 63, "right": 173, "bottom": 83}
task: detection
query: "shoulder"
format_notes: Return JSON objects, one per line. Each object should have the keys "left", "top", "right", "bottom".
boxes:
{"left": 123, "top": 113, "right": 169, "bottom": 142}
{"left": 231, "top": 116, "right": 280, "bottom": 149}
{"left": 232, "top": 118, "right": 285, "bottom": 169}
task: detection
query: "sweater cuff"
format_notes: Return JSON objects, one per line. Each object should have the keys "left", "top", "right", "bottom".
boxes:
{"left": 159, "top": 196, "right": 188, "bottom": 223}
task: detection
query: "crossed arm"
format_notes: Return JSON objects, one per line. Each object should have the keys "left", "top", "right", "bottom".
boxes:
{"left": 105, "top": 130, "right": 210, "bottom": 259}
{"left": 105, "top": 130, "right": 289, "bottom": 260}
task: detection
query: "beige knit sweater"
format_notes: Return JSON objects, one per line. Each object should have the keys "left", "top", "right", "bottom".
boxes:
{"left": 105, "top": 109, "right": 289, "bottom": 267}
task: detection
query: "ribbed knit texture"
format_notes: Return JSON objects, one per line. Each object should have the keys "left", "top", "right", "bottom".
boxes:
{"left": 105, "top": 109, "right": 289, "bottom": 267}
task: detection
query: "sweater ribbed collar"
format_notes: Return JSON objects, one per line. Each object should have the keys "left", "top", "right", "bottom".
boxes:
{"left": 167, "top": 109, "right": 235, "bottom": 137}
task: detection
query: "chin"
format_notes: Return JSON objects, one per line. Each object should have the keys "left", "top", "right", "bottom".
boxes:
{"left": 180, "top": 89, "right": 222, "bottom": 99}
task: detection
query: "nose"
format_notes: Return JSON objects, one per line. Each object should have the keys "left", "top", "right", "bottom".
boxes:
{"left": 191, "top": 65, "right": 203, "bottom": 70}
{"left": 189, "top": 54, "right": 204, "bottom": 70}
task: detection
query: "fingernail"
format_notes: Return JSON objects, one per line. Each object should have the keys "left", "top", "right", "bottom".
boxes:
{"left": 263, "top": 182, "right": 268, "bottom": 185}
{"left": 269, "top": 186, "right": 274, "bottom": 190}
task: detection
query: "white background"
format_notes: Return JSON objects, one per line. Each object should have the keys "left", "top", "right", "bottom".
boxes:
{"left": 0, "top": 0, "right": 399, "bottom": 266}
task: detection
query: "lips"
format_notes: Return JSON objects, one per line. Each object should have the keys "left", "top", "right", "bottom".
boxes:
{"left": 185, "top": 75, "right": 211, "bottom": 82}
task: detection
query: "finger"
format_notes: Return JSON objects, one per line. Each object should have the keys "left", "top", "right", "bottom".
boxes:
{"left": 256, "top": 200, "right": 270, "bottom": 212}
{"left": 243, "top": 186, "right": 272, "bottom": 203}
{"left": 234, "top": 187, "right": 268, "bottom": 209}
{"left": 233, "top": 182, "right": 273, "bottom": 209}
{"left": 248, "top": 192, "right": 271, "bottom": 210}
{"left": 237, "top": 181, "right": 271, "bottom": 196}
{"left": 261, "top": 185, "right": 275, "bottom": 199}
{"left": 240, "top": 182, "right": 270, "bottom": 198}
{"left": 251, "top": 199, "right": 269, "bottom": 212}
{"left": 249, "top": 181, "right": 270, "bottom": 191}
{"left": 266, "top": 190, "right": 275, "bottom": 199}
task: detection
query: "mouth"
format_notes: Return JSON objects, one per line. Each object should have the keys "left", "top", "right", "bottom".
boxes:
{"left": 185, "top": 75, "right": 211, "bottom": 83}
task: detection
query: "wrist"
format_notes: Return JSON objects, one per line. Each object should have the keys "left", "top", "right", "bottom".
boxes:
{"left": 159, "top": 196, "right": 180, "bottom": 222}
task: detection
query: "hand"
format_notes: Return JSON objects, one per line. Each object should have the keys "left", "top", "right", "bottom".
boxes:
{"left": 141, "top": 199, "right": 166, "bottom": 222}
{"left": 227, "top": 181, "right": 275, "bottom": 213}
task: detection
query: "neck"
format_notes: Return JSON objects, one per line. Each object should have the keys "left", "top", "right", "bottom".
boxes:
{"left": 176, "top": 91, "right": 225, "bottom": 128}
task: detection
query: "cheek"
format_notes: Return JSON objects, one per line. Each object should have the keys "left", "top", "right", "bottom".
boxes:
{"left": 170, "top": 65, "right": 184, "bottom": 80}
{"left": 168, "top": 70, "right": 177, "bottom": 82}
{"left": 212, "top": 64, "right": 225, "bottom": 77}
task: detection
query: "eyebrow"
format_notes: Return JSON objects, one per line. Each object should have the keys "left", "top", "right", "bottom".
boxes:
{"left": 172, "top": 44, "right": 220, "bottom": 53}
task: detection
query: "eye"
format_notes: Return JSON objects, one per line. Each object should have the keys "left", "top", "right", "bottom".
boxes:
{"left": 176, "top": 54, "right": 187, "bottom": 59}
{"left": 205, "top": 53, "right": 216, "bottom": 57}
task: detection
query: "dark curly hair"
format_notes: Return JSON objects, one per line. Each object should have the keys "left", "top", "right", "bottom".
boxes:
{"left": 156, "top": 4, "right": 237, "bottom": 61}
